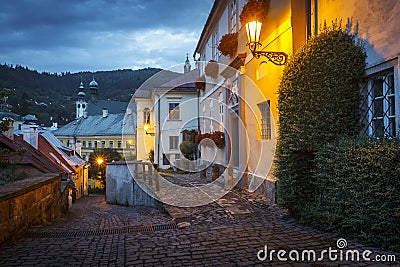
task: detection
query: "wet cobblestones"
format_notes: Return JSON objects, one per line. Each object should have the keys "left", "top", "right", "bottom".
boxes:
{"left": 0, "top": 174, "right": 398, "bottom": 266}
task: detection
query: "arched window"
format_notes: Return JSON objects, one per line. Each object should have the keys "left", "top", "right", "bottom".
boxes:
{"left": 143, "top": 108, "right": 150, "bottom": 124}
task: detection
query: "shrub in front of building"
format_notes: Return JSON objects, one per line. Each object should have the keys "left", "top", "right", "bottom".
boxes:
{"left": 302, "top": 138, "right": 400, "bottom": 252}
{"left": 275, "top": 21, "right": 366, "bottom": 217}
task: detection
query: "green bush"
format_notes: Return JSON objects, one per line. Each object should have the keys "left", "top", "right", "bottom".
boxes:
{"left": 179, "top": 141, "right": 197, "bottom": 160}
{"left": 302, "top": 138, "right": 400, "bottom": 252}
{"left": 275, "top": 21, "right": 366, "bottom": 217}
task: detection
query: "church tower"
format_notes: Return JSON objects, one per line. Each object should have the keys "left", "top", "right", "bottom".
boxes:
{"left": 184, "top": 54, "right": 191, "bottom": 74}
{"left": 89, "top": 74, "right": 99, "bottom": 102}
{"left": 75, "top": 77, "right": 88, "bottom": 119}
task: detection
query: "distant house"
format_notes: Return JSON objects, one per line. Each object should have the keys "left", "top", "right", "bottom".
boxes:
{"left": 0, "top": 104, "right": 24, "bottom": 131}
{"left": 135, "top": 57, "right": 199, "bottom": 169}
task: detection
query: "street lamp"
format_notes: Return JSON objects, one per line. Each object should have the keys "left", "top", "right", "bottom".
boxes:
{"left": 143, "top": 123, "right": 155, "bottom": 136}
{"left": 96, "top": 157, "right": 104, "bottom": 165}
{"left": 245, "top": 20, "right": 288, "bottom": 66}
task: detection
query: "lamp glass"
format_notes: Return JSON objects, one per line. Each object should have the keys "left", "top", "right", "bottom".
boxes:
{"left": 245, "top": 21, "right": 262, "bottom": 45}
{"left": 96, "top": 158, "right": 104, "bottom": 165}
{"left": 143, "top": 123, "right": 149, "bottom": 132}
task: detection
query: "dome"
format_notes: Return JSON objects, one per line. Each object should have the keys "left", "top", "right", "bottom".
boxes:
{"left": 89, "top": 78, "right": 98, "bottom": 88}
{"left": 78, "top": 91, "right": 86, "bottom": 97}
{"left": 79, "top": 81, "right": 84, "bottom": 90}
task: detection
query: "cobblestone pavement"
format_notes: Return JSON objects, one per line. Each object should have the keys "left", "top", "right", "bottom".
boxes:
{"left": 0, "top": 174, "right": 398, "bottom": 266}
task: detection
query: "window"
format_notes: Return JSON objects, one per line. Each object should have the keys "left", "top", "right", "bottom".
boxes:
{"left": 117, "top": 140, "right": 122, "bottom": 148}
{"left": 109, "top": 140, "right": 114, "bottom": 148}
{"left": 169, "top": 103, "right": 180, "bottom": 120}
{"left": 169, "top": 136, "right": 179, "bottom": 150}
{"left": 257, "top": 100, "right": 272, "bottom": 140}
{"left": 143, "top": 108, "right": 150, "bottom": 124}
{"left": 82, "top": 155, "right": 86, "bottom": 161}
{"left": 94, "top": 141, "right": 98, "bottom": 148}
{"left": 229, "top": 0, "right": 237, "bottom": 33}
{"left": 362, "top": 70, "right": 396, "bottom": 138}
{"left": 101, "top": 140, "right": 106, "bottom": 148}
{"left": 88, "top": 141, "right": 92, "bottom": 148}
{"left": 162, "top": 154, "right": 169, "bottom": 165}
{"left": 126, "top": 141, "right": 131, "bottom": 149}
{"left": 82, "top": 140, "right": 86, "bottom": 148}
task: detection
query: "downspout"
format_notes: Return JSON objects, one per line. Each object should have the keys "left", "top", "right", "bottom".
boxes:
{"left": 306, "top": 0, "right": 312, "bottom": 40}
{"left": 314, "top": 0, "right": 318, "bottom": 36}
{"left": 238, "top": 66, "right": 248, "bottom": 189}
{"left": 157, "top": 94, "right": 161, "bottom": 168}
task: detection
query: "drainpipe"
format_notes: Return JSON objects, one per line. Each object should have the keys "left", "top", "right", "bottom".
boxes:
{"left": 238, "top": 66, "right": 248, "bottom": 189}
{"left": 314, "top": 0, "right": 318, "bottom": 35}
{"left": 156, "top": 94, "right": 161, "bottom": 168}
{"left": 306, "top": 0, "right": 312, "bottom": 39}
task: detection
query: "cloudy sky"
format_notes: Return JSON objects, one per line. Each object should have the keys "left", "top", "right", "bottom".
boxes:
{"left": 0, "top": 0, "right": 214, "bottom": 73}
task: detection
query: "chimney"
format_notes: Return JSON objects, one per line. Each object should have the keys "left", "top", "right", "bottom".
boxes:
{"left": 52, "top": 122, "right": 58, "bottom": 129}
{"left": 22, "top": 124, "right": 38, "bottom": 149}
{"left": 83, "top": 111, "right": 88, "bottom": 119}
{"left": 102, "top": 108, "right": 109, "bottom": 118}
{"left": 3, "top": 118, "right": 14, "bottom": 140}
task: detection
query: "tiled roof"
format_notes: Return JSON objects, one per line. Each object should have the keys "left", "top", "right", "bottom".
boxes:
{"left": 0, "top": 134, "right": 62, "bottom": 174}
{"left": 41, "top": 131, "right": 86, "bottom": 168}
{"left": 52, "top": 112, "right": 136, "bottom": 137}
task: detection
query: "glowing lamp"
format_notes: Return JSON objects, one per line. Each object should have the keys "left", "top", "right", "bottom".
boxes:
{"left": 245, "top": 20, "right": 288, "bottom": 66}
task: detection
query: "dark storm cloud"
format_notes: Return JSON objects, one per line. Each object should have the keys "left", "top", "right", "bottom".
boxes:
{"left": 0, "top": 0, "right": 213, "bottom": 73}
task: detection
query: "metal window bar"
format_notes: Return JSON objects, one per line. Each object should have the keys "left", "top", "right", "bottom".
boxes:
{"left": 257, "top": 101, "right": 271, "bottom": 140}
{"left": 360, "top": 71, "right": 396, "bottom": 138}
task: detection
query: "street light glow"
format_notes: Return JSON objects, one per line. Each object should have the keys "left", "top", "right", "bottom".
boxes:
{"left": 96, "top": 157, "right": 104, "bottom": 165}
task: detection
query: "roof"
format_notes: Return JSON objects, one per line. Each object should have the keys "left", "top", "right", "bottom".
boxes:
{"left": 155, "top": 69, "right": 199, "bottom": 93}
{"left": 0, "top": 134, "right": 63, "bottom": 174}
{"left": 41, "top": 131, "right": 86, "bottom": 168}
{"left": 52, "top": 112, "right": 136, "bottom": 137}
{"left": 86, "top": 99, "right": 129, "bottom": 115}
{"left": 22, "top": 114, "right": 38, "bottom": 121}
{"left": 0, "top": 111, "right": 22, "bottom": 121}
{"left": 134, "top": 70, "right": 182, "bottom": 99}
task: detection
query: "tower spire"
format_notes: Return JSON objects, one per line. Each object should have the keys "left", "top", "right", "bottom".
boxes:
{"left": 184, "top": 53, "right": 191, "bottom": 74}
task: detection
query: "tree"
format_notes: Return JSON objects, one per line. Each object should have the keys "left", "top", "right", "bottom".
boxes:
{"left": 88, "top": 148, "right": 122, "bottom": 189}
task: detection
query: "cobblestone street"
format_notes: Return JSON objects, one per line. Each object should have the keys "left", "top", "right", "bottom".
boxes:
{"left": 0, "top": 174, "right": 397, "bottom": 266}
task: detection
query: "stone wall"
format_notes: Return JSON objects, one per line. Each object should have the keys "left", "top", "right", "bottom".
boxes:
{"left": 106, "top": 161, "right": 163, "bottom": 210}
{"left": 0, "top": 174, "right": 61, "bottom": 243}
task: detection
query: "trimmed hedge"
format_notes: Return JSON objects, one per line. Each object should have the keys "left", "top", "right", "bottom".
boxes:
{"left": 275, "top": 22, "right": 366, "bottom": 217}
{"left": 302, "top": 138, "right": 400, "bottom": 252}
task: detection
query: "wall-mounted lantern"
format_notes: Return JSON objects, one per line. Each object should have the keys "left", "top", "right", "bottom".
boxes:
{"left": 245, "top": 20, "right": 288, "bottom": 65}
{"left": 143, "top": 123, "right": 155, "bottom": 136}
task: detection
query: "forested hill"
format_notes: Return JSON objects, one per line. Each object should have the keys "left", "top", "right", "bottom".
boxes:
{"left": 0, "top": 64, "right": 162, "bottom": 126}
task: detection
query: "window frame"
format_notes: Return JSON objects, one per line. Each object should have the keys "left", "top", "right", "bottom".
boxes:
{"left": 257, "top": 100, "right": 272, "bottom": 140}
{"left": 168, "top": 102, "right": 180, "bottom": 120}
{"left": 169, "top": 136, "right": 179, "bottom": 150}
